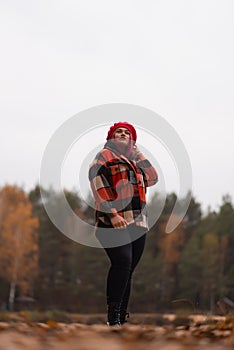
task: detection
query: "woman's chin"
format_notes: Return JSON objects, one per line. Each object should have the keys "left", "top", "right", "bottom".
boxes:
{"left": 116, "top": 140, "right": 129, "bottom": 146}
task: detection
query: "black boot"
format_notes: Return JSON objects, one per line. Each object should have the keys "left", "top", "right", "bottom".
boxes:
{"left": 120, "top": 305, "right": 130, "bottom": 325}
{"left": 120, "top": 310, "right": 130, "bottom": 325}
{"left": 107, "top": 302, "right": 121, "bottom": 326}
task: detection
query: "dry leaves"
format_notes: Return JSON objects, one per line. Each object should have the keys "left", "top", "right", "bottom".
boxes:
{"left": 0, "top": 314, "right": 233, "bottom": 350}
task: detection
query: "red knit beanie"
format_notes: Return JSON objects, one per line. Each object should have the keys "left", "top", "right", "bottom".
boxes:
{"left": 106, "top": 122, "right": 137, "bottom": 141}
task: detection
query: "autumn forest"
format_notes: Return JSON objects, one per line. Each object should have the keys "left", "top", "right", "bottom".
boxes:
{"left": 0, "top": 184, "right": 234, "bottom": 314}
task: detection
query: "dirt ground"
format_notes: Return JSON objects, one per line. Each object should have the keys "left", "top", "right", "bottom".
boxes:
{"left": 0, "top": 314, "right": 233, "bottom": 350}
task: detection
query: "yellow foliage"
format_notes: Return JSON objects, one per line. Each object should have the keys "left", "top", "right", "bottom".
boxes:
{"left": 157, "top": 214, "right": 185, "bottom": 264}
{"left": 0, "top": 185, "right": 39, "bottom": 295}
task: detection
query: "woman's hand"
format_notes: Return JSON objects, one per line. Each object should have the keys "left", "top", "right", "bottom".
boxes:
{"left": 129, "top": 144, "right": 142, "bottom": 160}
{"left": 110, "top": 214, "right": 128, "bottom": 229}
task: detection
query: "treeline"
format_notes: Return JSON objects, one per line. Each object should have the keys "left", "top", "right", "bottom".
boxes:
{"left": 0, "top": 184, "right": 234, "bottom": 313}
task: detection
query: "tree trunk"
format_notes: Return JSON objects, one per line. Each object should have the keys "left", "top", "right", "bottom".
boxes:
{"left": 9, "top": 280, "right": 16, "bottom": 311}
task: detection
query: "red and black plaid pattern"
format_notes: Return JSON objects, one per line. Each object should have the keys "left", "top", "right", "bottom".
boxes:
{"left": 89, "top": 141, "right": 158, "bottom": 229}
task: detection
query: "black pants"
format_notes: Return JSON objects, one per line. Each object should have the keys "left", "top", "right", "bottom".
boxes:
{"left": 96, "top": 223, "right": 146, "bottom": 307}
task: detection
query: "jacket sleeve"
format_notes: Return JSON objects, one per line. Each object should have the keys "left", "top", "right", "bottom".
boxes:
{"left": 88, "top": 153, "right": 118, "bottom": 217}
{"left": 135, "top": 151, "right": 158, "bottom": 187}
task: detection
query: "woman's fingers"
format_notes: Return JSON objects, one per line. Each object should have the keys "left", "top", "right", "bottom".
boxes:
{"left": 110, "top": 215, "right": 128, "bottom": 229}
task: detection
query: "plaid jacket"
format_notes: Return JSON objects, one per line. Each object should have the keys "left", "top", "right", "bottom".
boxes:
{"left": 89, "top": 140, "right": 158, "bottom": 230}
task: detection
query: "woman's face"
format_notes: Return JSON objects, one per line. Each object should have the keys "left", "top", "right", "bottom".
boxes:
{"left": 113, "top": 127, "right": 131, "bottom": 148}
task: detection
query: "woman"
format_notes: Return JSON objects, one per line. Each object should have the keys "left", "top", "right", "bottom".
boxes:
{"left": 89, "top": 122, "right": 158, "bottom": 326}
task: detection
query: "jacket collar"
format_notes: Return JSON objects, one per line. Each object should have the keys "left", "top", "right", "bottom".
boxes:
{"left": 104, "top": 140, "right": 137, "bottom": 173}
{"left": 104, "top": 140, "right": 125, "bottom": 157}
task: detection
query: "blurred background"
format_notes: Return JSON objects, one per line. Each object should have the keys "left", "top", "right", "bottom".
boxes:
{"left": 0, "top": 0, "right": 234, "bottom": 314}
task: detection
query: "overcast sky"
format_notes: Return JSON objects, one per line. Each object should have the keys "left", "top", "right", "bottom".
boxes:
{"left": 1, "top": 0, "right": 234, "bottom": 212}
